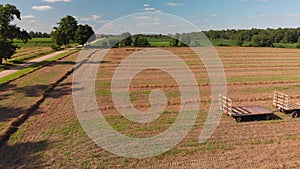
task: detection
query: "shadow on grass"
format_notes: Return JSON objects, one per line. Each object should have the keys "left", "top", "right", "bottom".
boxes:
{"left": 0, "top": 106, "right": 43, "bottom": 123}
{"left": 0, "top": 63, "right": 14, "bottom": 71}
{"left": 0, "top": 140, "right": 49, "bottom": 168}
{"left": 0, "top": 81, "right": 82, "bottom": 123}
{"left": 13, "top": 82, "right": 82, "bottom": 98}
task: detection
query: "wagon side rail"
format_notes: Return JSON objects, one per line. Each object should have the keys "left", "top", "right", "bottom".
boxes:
{"left": 219, "top": 94, "right": 233, "bottom": 116}
{"left": 273, "top": 91, "right": 289, "bottom": 110}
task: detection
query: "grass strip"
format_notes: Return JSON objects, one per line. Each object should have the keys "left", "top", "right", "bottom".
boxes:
{"left": 0, "top": 49, "right": 79, "bottom": 85}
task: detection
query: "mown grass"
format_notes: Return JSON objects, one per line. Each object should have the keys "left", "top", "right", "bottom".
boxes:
{"left": 14, "top": 38, "right": 52, "bottom": 47}
{"left": 105, "top": 111, "right": 178, "bottom": 138}
{"left": 227, "top": 75, "right": 300, "bottom": 83}
{"left": 8, "top": 116, "right": 37, "bottom": 144}
{"left": 0, "top": 49, "right": 79, "bottom": 84}
{"left": 0, "top": 48, "right": 54, "bottom": 71}
{"left": 13, "top": 38, "right": 79, "bottom": 48}
{"left": 148, "top": 38, "right": 171, "bottom": 47}
{"left": 248, "top": 138, "right": 279, "bottom": 145}
{"left": 243, "top": 84, "right": 300, "bottom": 94}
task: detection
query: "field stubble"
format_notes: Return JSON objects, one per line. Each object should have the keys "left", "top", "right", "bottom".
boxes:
{"left": 0, "top": 47, "right": 300, "bottom": 168}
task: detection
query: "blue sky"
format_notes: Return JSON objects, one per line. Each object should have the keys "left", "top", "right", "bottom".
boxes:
{"left": 2, "top": 0, "right": 300, "bottom": 33}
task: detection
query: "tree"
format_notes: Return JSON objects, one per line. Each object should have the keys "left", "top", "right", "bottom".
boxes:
{"left": 0, "top": 4, "right": 30, "bottom": 64}
{"left": 119, "top": 32, "right": 132, "bottom": 47}
{"left": 251, "top": 34, "right": 272, "bottom": 47}
{"left": 50, "top": 28, "right": 65, "bottom": 50}
{"left": 282, "top": 30, "right": 297, "bottom": 43}
{"left": 51, "top": 15, "right": 78, "bottom": 48}
{"left": 75, "top": 24, "right": 95, "bottom": 46}
{"left": 134, "top": 36, "right": 150, "bottom": 47}
{"left": 169, "top": 38, "right": 179, "bottom": 47}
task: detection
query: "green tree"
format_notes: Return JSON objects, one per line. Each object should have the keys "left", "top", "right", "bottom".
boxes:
{"left": 251, "top": 34, "right": 272, "bottom": 47}
{"left": 134, "top": 36, "right": 150, "bottom": 47}
{"left": 51, "top": 15, "right": 78, "bottom": 48}
{"left": 169, "top": 37, "right": 179, "bottom": 47}
{"left": 120, "top": 32, "right": 132, "bottom": 46}
{"left": 282, "top": 30, "right": 297, "bottom": 43}
{"left": 0, "top": 4, "right": 30, "bottom": 64}
{"left": 75, "top": 24, "right": 95, "bottom": 46}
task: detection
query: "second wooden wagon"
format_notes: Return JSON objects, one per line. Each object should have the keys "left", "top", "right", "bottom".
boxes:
{"left": 273, "top": 91, "right": 300, "bottom": 118}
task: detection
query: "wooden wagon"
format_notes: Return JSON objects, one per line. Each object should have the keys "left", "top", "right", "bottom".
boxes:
{"left": 219, "top": 94, "right": 274, "bottom": 122}
{"left": 273, "top": 91, "right": 300, "bottom": 118}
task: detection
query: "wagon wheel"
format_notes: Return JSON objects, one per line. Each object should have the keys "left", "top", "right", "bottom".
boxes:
{"left": 235, "top": 117, "right": 242, "bottom": 122}
{"left": 279, "top": 108, "right": 284, "bottom": 113}
{"left": 283, "top": 110, "right": 289, "bottom": 114}
{"left": 291, "top": 111, "right": 299, "bottom": 118}
{"left": 280, "top": 108, "right": 288, "bottom": 114}
{"left": 264, "top": 114, "right": 271, "bottom": 120}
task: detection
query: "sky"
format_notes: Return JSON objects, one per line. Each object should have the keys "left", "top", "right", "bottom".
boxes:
{"left": 2, "top": 0, "right": 300, "bottom": 34}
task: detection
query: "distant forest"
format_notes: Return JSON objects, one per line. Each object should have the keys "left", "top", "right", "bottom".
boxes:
{"left": 28, "top": 31, "right": 50, "bottom": 38}
{"left": 97, "top": 27, "right": 300, "bottom": 48}
{"left": 204, "top": 28, "right": 300, "bottom": 47}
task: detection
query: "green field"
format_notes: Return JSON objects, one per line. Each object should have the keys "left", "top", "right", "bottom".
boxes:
{"left": 0, "top": 49, "right": 79, "bottom": 84}
{"left": 13, "top": 38, "right": 53, "bottom": 47}
{"left": 0, "top": 47, "right": 54, "bottom": 71}
{"left": 148, "top": 38, "right": 171, "bottom": 47}
{"left": 13, "top": 38, "right": 79, "bottom": 47}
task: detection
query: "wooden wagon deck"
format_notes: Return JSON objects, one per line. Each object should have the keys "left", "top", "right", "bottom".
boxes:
{"left": 231, "top": 106, "right": 273, "bottom": 117}
{"left": 220, "top": 95, "right": 273, "bottom": 122}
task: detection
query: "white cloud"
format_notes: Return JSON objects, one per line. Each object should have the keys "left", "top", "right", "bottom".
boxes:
{"left": 143, "top": 4, "right": 150, "bottom": 7}
{"left": 135, "top": 16, "right": 151, "bottom": 20}
{"left": 144, "top": 7, "right": 156, "bottom": 11}
{"left": 143, "top": 8, "right": 161, "bottom": 13}
{"left": 212, "top": 14, "right": 219, "bottom": 17}
{"left": 138, "top": 22, "right": 161, "bottom": 27}
{"left": 135, "top": 16, "right": 161, "bottom": 21}
{"left": 250, "top": 14, "right": 265, "bottom": 18}
{"left": 42, "top": 0, "right": 71, "bottom": 3}
{"left": 166, "top": 2, "right": 184, "bottom": 7}
{"left": 96, "top": 20, "right": 110, "bottom": 24}
{"left": 80, "top": 15, "right": 102, "bottom": 21}
{"left": 91, "top": 15, "right": 101, "bottom": 19}
{"left": 22, "top": 15, "right": 34, "bottom": 19}
{"left": 286, "top": 14, "right": 300, "bottom": 17}
{"left": 204, "top": 19, "right": 208, "bottom": 22}
{"left": 32, "top": 6, "right": 53, "bottom": 11}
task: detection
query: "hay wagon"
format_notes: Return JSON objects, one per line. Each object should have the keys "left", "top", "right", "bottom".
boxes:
{"left": 273, "top": 91, "right": 300, "bottom": 118}
{"left": 220, "top": 95, "right": 274, "bottom": 122}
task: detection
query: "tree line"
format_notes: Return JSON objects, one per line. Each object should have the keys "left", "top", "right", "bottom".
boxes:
{"left": 204, "top": 28, "right": 300, "bottom": 47}
{"left": 97, "top": 33, "right": 150, "bottom": 48}
{"left": 28, "top": 31, "right": 50, "bottom": 38}
{"left": 0, "top": 3, "right": 95, "bottom": 64}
